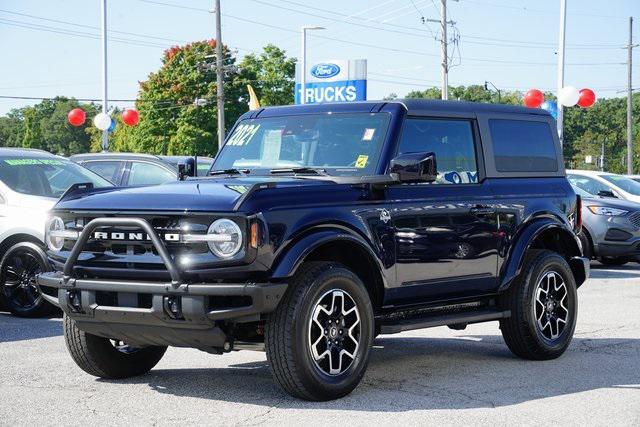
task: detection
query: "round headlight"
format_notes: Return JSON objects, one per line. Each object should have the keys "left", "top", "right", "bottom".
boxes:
{"left": 207, "top": 219, "right": 243, "bottom": 258}
{"left": 46, "top": 216, "right": 65, "bottom": 251}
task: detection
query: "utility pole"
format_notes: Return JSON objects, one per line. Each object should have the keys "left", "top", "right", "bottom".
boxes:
{"left": 440, "top": 0, "right": 448, "bottom": 100}
{"left": 426, "top": 1, "right": 456, "bottom": 100}
{"left": 100, "top": 0, "right": 108, "bottom": 151}
{"left": 214, "top": 0, "right": 225, "bottom": 147}
{"left": 627, "top": 16, "right": 635, "bottom": 175}
{"left": 556, "top": 0, "right": 567, "bottom": 148}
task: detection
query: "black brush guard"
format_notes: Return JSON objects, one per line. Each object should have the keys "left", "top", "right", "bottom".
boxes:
{"left": 37, "top": 217, "right": 287, "bottom": 345}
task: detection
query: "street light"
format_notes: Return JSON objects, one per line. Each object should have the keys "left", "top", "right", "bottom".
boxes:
{"left": 300, "top": 26, "right": 325, "bottom": 105}
{"left": 484, "top": 81, "right": 501, "bottom": 103}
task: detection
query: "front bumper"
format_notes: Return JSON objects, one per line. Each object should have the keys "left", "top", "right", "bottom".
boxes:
{"left": 37, "top": 216, "right": 287, "bottom": 350}
{"left": 37, "top": 271, "right": 286, "bottom": 348}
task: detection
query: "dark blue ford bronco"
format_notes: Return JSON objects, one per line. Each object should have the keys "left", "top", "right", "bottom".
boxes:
{"left": 37, "top": 100, "right": 589, "bottom": 401}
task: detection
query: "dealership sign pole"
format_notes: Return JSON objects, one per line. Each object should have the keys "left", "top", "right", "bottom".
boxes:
{"left": 300, "top": 26, "right": 325, "bottom": 105}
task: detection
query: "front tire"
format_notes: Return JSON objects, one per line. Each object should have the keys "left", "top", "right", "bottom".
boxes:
{"left": 499, "top": 250, "right": 577, "bottom": 360}
{"left": 265, "top": 262, "right": 374, "bottom": 401}
{"left": 63, "top": 315, "right": 167, "bottom": 379}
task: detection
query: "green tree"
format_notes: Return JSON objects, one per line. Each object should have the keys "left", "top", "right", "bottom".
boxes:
{"left": 237, "top": 44, "right": 296, "bottom": 106}
{"left": 121, "top": 40, "right": 246, "bottom": 156}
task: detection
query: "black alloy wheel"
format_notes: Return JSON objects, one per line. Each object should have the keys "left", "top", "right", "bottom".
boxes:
{"left": 0, "top": 242, "right": 54, "bottom": 317}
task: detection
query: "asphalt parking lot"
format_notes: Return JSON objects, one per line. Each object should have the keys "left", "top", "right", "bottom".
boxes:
{"left": 1, "top": 263, "right": 639, "bottom": 426}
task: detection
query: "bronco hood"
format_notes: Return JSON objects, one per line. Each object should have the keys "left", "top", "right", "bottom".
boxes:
{"left": 53, "top": 177, "right": 329, "bottom": 213}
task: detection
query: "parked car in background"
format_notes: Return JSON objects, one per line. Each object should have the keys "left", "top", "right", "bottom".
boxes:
{"left": 567, "top": 170, "right": 640, "bottom": 203}
{"left": 0, "top": 148, "right": 111, "bottom": 316}
{"left": 70, "top": 153, "right": 213, "bottom": 186}
{"left": 572, "top": 185, "right": 640, "bottom": 266}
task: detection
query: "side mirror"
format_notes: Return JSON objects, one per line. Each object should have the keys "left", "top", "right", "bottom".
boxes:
{"left": 390, "top": 152, "right": 437, "bottom": 183}
{"left": 177, "top": 158, "right": 196, "bottom": 181}
{"left": 597, "top": 190, "right": 617, "bottom": 198}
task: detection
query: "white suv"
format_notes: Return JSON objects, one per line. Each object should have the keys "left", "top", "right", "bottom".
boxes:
{"left": 567, "top": 169, "right": 640, "bottom": 204}
{"left": 0, "top": 148, "right": 111, "bottom": 317}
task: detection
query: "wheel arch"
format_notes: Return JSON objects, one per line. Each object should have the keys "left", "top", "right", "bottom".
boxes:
{"left": 500, "top": 219, "right": 586, "bottom": 291}
{"left": 270, "top": 229, "right": 387, "bottom": 309}
{"left": 0, "top": 233, "right": 45, "bottom": 261}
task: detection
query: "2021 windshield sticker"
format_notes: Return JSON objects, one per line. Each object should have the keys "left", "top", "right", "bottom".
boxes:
{"left": 4, "top": 158, "right": 65, "bottom": 166}
{"left": 227, "top": 124, "right": 261, "bottom": 146}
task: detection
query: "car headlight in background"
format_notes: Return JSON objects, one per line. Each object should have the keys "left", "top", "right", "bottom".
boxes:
{"left": 587, "top": 206, "right": 628, "bottom": 216}
{"left": 45, "top": 216, "right": 79, "bottom": 251}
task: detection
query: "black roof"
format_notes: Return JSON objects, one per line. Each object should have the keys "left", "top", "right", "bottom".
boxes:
{"left": 249, "top": 99, "right": 549, "bottom": 119}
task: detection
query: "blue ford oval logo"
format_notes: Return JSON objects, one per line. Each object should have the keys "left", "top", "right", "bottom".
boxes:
{"left": 310, "top": 63, "right": 340, "bottom": 79}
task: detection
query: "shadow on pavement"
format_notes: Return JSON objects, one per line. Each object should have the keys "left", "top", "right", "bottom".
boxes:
{"left": 0, "top": 312, "right": 63, "bottom": 343}
{"left": 103, "top": 334, "right": 640, "bottom": 410}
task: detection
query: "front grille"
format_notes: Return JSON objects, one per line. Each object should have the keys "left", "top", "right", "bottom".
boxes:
{"left": 54, "top": 212, "right": 220, "bottom": 279}
{"left": 629, "top": 212, "right": 640, "bottom": 228}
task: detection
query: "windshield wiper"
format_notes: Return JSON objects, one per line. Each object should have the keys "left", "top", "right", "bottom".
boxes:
{"left": 269, "top": 167, "right": 328, "bottom": 176}
{"left": 209, "top": 168, "right": 249, "bottom": 176}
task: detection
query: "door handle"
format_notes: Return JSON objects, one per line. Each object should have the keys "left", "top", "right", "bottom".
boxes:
{"left": 469, "top": 205, "right": 495, "bottom": 215}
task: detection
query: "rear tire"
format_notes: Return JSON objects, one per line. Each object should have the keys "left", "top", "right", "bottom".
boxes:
{"left": 0, "top": 242, "right": 56, "bottom": 318}
{"left": 265, "top": 262, "right": 374, "bottom": 401}
{"left": 63, "top": 315, "right": 167, "bottom": 379}
{"left": 577, "top": 229, "right": 592, "bottom": 259}
{"left": 499, "top": 250, "right": 577, "bottom": 360}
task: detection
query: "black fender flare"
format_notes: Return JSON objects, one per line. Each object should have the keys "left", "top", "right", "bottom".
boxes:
{"left": 499, "top": 218, "right": 584, "bottom": 291}
{"left": 270, "top": 228, "right": 384, "bottom": 281}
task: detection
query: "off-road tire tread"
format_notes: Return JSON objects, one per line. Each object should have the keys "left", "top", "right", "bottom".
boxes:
{"left": 265, "top": 262, "right": 332, "bottom": 400}
{"left": 499, "top": 249, "right": 575, "bottom": 360}
{"left": 63, "top": 315, "right": 166, "bottom": 379}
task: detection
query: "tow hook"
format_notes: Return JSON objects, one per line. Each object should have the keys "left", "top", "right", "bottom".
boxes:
{"left": 163, "top": 295, "right": 184, "bottom": 320}
{"left": 66, "top": 290, "right": 83, "bottom": 313}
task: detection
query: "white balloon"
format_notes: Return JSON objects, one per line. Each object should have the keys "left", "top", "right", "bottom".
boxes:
{"left": 93, "top": 112, "right": 112, "bottom": 130}
{"left": 558, "top": 86, "right": 580, "bottom": 107}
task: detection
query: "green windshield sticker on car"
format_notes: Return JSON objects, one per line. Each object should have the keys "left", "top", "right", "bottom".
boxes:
{"left": 4, "top": 158, "right": 65, "bottom": 166}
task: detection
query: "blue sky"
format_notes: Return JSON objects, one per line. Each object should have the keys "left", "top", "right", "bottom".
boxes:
{"left": 0, "top": 0, "right": 638, "bottom": 115}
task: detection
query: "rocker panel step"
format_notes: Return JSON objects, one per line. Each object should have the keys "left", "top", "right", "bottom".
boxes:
{"left": 379, "top": 309, "right": 511, "bottom": 334}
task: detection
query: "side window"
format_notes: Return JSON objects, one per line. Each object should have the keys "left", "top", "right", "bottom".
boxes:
{"left": 82, "top": 161, "right": 122, "bottom": 183}
{"left": 567, "top": 174, "right": 612, "bottom": 196}
{"left": 399, "top": 118, "right": 478, "bottom": 184}
{"left": 489, "top": 119, "right": 558, "bottom": 173}
{"left": 127, "top": 162, "right": 176, "bottom": 186}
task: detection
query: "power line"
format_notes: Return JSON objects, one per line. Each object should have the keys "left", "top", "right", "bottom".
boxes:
{"left": 138, "top": 0, "right": 626, "bottom": 67}
{"left": 242, "top": 0, "right": 625, "bottom": 50}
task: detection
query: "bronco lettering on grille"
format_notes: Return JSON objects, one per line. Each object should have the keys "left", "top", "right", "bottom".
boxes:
{"left": 93, "top": 231, "right": 180, "bottom": 241}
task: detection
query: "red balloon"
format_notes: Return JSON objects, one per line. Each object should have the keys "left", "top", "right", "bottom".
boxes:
{"left": 67, "top": 108, "right": 86, "bottom": 127}
{"left": 122, "top": 109, "right": 140, "bottom": 126}
{"left": 523, "top": 89, "right": 545, "bottom": 108}
{"left": 577, "top": 88, "right": 596, "bottom": 108}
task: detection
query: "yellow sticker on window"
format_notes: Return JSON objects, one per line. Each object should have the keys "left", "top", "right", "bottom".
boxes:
{"left": 355, "top": 155, "right": 369, "bottom": 168}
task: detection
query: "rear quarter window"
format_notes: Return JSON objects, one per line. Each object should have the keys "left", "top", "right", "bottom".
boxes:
{"left": 489, "top": 119, "right": 558, "bottom": 173}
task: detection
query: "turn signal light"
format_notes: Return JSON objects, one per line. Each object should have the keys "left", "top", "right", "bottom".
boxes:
{"left": 250, "top": 222, "right": 258, "bottom": 249}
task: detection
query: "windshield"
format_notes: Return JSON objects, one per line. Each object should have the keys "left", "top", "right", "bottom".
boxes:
{"left": 213, "top": 113, "right": 391, "bottom": 175}
{"left": 570, "top": 184, "right": 592, "bottom": 198}
{"left": 600, "top": 174, "right": 640, "bottom": 196}
{"left": 0, "top": 157, "right": 112, "bottom": 198}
